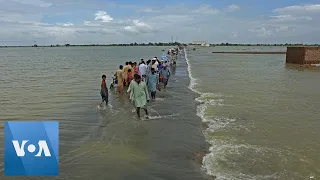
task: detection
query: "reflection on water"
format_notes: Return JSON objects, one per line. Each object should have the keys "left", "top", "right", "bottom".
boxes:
{"left": 170, "top": 65, "right": 177, "bottom": 75}
{"left": 285, "top": 63, "right": 320, "bottom": 72}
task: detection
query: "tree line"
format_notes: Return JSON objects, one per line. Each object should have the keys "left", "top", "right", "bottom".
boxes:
{"left": 0, "top": 42, "right": 319, "bottom": 48}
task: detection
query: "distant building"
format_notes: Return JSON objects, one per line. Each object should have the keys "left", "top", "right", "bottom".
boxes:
{"left": 192, "top": 40, "right": 210, "bottom": 47}
{"left": 286, "top": 46, "right": 320, "bottom": 64}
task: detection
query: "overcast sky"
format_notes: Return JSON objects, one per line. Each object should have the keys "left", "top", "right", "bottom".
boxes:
{"left": 0, "top": 0, "right": 319, "bottom": 45}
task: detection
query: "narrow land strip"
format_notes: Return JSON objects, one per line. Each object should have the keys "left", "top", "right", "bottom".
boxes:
{"left": 212, "top": 51, "right": 286, "bottom": 54}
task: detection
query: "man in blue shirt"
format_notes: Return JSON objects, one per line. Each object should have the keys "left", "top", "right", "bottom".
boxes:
{"left": 159, "top": 65, "right": 170, "bottom": 89}
{"left": 157, "top": 61, "right": 164, "bottom": 72}
{"left": 146, "top": 68, "right": 159, "bottom": 99}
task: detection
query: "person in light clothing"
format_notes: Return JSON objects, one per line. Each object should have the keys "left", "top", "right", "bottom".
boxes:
{"left": 134, "top": 62, "right": 139, "bottom": 75}
{"left": 127, "top": 74, "right": 150, "bottom": 119}
{"left": 115, "top": 65, "right": 124, "bottom": 94}
{"left": 159, "top": 65, "right": 171, "bottom": 89}
{"left": 139, "top": 61, "right": 148, "bottom": 81}
{"left": 147, "top": 68, "right": 159, "bottom": 99}
{"left": 151, "top": 58, "right": 158, "bottom": 72}
{"left": 123, "top": 62, "right": 130, "bottom": 86}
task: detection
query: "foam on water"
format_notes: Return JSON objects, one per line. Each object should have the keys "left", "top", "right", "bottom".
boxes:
{"left": 95, "top": 104, "right": 117, "bottom": 114}
{"left": 153, "top": 97, "right": 165, "bottom": 102}
{"left": 96, "top": 105, "right": 107, "bottom": 111}
{"left": 184, "top": 47, "right": 260, "bottom": 179}
{"left": 184, "top": 48, "right": 200, "bottom": 94}
{"left": 142, "top": 113, "right": 179, "bottom": 121}
{"left": 201, "top": 137, "right": 284, "bottom": 179}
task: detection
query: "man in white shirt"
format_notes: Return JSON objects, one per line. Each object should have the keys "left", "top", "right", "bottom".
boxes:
{"left": 151, "top": 58, "right": 158, "bottom": 72}
{"left": 153, "top": 57, "right": 159, "bottom": 64}
{"left": 139, "top": 61, "right": 148, "bottom": 81}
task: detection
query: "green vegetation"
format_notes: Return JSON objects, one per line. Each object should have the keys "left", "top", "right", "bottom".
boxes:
{"left": 0, "top": 42, "right": 181, "bottom": 48}
{"left": 206, "top": 43, "right": 319, "bottom": 46}
{"left": 0, "top": 42, "right": 319, "bottom": 48}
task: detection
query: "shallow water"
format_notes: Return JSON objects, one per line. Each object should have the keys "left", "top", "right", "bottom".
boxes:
{"left": 186, "top": 46, "right": 320, "bottom": 179}
{"left": 2, "top": 45, "right": 320, "bottom": 180}
{"left": 0, "top": 46, "right": 209, "bottom": 180}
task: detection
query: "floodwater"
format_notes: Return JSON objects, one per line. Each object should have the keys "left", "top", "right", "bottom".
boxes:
{"left": 186, "top": 46, "right": 320, "bottom": 179}
{"left": 0, "top": 46, "right": 209, "bottom": 180}
{"left": 1, "top": 45, "right": 320, "bottom": 180}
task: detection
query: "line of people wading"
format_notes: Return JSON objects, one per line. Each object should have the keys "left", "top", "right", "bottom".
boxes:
{"left": 100, "top": 48, "right": 178, "bottom": 119}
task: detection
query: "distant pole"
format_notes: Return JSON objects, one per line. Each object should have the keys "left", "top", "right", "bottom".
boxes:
{"left": 176, "top": 36, "right": 178, "bottom": 42}
{"left": 171, "top": 36, "right": 173, "bottom": 43}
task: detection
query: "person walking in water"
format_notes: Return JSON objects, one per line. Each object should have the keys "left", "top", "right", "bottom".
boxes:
{"left": 139, "top": 61, "right": 148, "bottom": 81}
{"left": 140, "top": 59, "right": 144, "bottom": 65}
{"left": 159, "top": 65, "right": 171, "bottom": 89}
{"left": 115, "top": 65, "right": 124, "bottom": 94}
{"left": 100, "top": 74, "right": 108, "bottom": 106}
{"left": 134, "top": 62, "right": 139, "bottom": 75}
{"left": 147, "top": 68, "right": 159, "bottom": 100}
{"left": 127, "top": 69, "right": 133, "bottom": 86}
{"left": 123, "top": 62, "right": 130, "bottom": 86}
{"left": 157, "top": 60, "right": 164, "bottom": 72}
{"left": 146, "top": 59, "right": 152, "bottom": 75}
{"left": 151, "top": 58, "right": 158, "bottom": 72}
{"left": 127, "top": 74, "right": 150, "bottom": 119}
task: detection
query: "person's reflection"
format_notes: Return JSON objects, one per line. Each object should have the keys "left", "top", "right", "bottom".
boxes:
{"left": 170, "top": 65, "right": 176, "bottom": 75}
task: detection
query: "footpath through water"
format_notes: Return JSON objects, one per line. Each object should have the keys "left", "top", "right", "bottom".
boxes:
{"left": 0, "top": 48, "right": 211, "bottom": 180}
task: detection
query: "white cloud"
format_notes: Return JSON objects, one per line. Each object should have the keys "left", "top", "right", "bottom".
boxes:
{"left": 63, "top": 22, "right": 74, "bottom": 27}
{"left": 56, "top": 22, "right": 74, "bottom": 27}
{"left": 139, "top": 8, "right": 161, "bottom": 13}
{"left": 124, "top": 26, "right": 136, "bottom": 32}
{"left": 133, "top": 20, "right": 151, "bottom": 28}
{"left": 276, "top": 26, "right": 289, "bottom": 32}
{"left": 274, "top": 4, "right": 320, "bottom": 14}
{"left": 11, "top": 0, "right": 52, "bottom": 7}
{"left": 124, "top": 20, "right": 153, "bottom": 33}
{"left": 83, "top": 20, "right": 102, "bottom": 27}
{"left": 192, "top": 5, "right": 220, "bottom": 15}
{"left": 249, "top": 27, "right": 273, "bottom": 37}
{"left": 228, "top": 4, "right": 240, "bottom": 12}
{"left": 94, "top": 11, "right": 113, "bottom": 22}
{"left": 0, "top": 2, "right": 320, "bottom": 45}
{"left": 270, "top": 15, "right": 312, "bottom": 22}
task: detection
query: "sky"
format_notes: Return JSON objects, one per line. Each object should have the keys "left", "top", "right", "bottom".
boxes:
{"left": 0, "top": 0, "right": 320, "bottom": 45}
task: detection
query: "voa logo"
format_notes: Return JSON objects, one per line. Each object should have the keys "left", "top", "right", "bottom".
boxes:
{"left": 5, "top": 121, "right": 59, "bottom": 176}
{"left": 12, "top": 140, "right": 51, "bottom": 157}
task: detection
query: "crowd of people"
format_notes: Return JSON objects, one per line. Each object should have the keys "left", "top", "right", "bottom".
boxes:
{"left": 100, "top": 50, "right": 178, "bottom": 119}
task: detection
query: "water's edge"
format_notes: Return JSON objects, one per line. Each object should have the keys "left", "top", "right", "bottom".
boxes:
{"left": 181, "top": 47, "right": 213, "bottom": 179}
